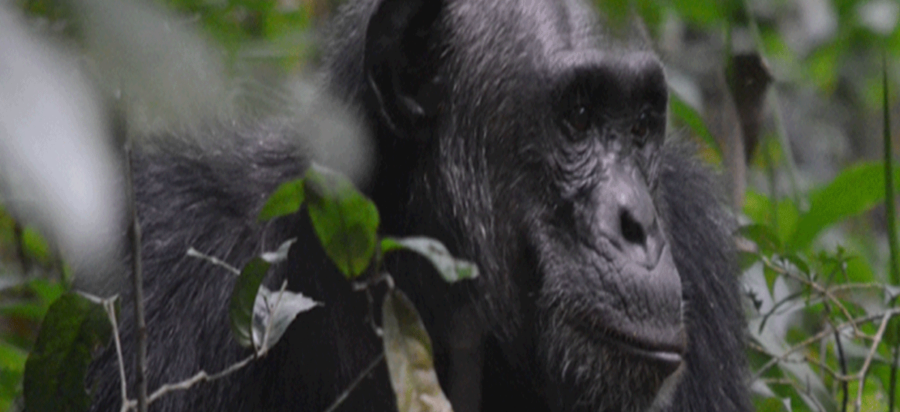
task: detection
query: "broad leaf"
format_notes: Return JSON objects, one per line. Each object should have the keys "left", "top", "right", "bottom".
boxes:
{"left": 252, "top": 285, "right": 320, "bottom": 352}
{"left": 229, "top": 257, "right": 271, "bottom": 348}
{"left": 790, "top": 161, "right": 900, "bottom": 250}
{"left": 382, "top": 290, "right": 453, "bottom": 412}
{"left": 23, "top": 293, "right": 112, "bottom": 412}
{"left": 381, "top": 237, "right": 479, "bottom": 283}
{"left": 753, "top": 397, "right": 792, "bottom": 412}
{"left": 737, "top": 224, "right": 782, "bottom": 254}
{"left": 669, "top": 92, "right": 722, "bottom": 162}
{"left": 305, "top": 165, "right": 379, "bottom": 278}
{"left": 229, "top": 239, "right": 296, "bottom": 348}
{"left": 259, "top": 180, "right": 305, "bottom": 221}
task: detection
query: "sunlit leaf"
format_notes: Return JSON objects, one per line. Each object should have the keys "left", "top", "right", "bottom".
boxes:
{"left": 790, "top": 162, "right": 900, "bottom": 250}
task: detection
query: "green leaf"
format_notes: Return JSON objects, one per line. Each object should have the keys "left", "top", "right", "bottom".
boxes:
{"left": 29, "top": 278, "right": 66, "bottom": 308}
{"left": 881, "top": 55, "right": 900, "bottom": 287}
{"left": 381, "top": 290, "right": 454, "bottom": 412}
{"left": 738, "top": 251, "right": 761, "bottom": 272}
{"left": 304, "top": 165, "right": 379, "bottom": 278}
{"left": 738, "top": 224, "right": 782, "bottom": 254}
{"left": 22, "top": 226, "right": 51, "bottom": 264}
{"left": 670, "top": 0, "right": 724, "bottom": 26}
{"left": 790, "top": 162, "right": 900, "bottom": 250}
{"left": 0, "top": 341, "right": 27, "bottom": 372}
{"left": 229, "top": 257, "right": 271, "bottom": 348}
{"left": 23, "top": 293, "right": 112, "bottom": 412}
{"left": 381, "top": 237, "right": 479, "bottom": 283}
{"left": 259, "top": 179, "right": 305, "bottom": 221}
{"left": 669, "top": 92, "right": 722, "bottom": 162}
{"left": 762, "top": 266, "right": 779, "bottom": 297}
{"left": 754, "top": 397, "right": 792, "bottom": 412}
{"left": 742, "top": 191, "right": 800, "bottom": 244}
{"left": 229, "top": 239, "right": 299, "bottom": 349}
{"left": 781, "top": 253, "right": 810, "bottom": 277}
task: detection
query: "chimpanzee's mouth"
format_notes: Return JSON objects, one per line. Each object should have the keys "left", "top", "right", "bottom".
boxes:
{"left": 570, "top": 317, "right": 685, "bottom": 377}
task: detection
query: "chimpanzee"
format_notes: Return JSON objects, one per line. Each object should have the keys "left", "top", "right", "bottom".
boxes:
{"left": 85, "top": 0, "right": 750, "bottom": 411}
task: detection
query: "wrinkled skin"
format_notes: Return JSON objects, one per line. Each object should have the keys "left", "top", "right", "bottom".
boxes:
{"left": 84, "top": 0, "right": 750, "bottom": 411}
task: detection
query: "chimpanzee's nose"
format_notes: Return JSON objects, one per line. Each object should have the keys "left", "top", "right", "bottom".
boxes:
{"left": 598, "top": 165, "right": 663, "bottom": 269}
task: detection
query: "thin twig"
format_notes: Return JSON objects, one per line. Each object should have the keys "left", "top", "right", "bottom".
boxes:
{"left": 753, "top": 308, "right": 900, "bottom": 380}
{"left": 827, "top": 283, "right": 889, "bottom": 294}
{"left": 322, "top": 353, "right": 385, "bottom": 412}
{"left": 882, "top": 51, "right": 900, "bottom": 412}
{"left": 831, "top": 313, "right": 849, "bottom": 412}
{"left": 352, "top": 272, "right": 393, "bottom": 337}
{"left": 854, "top": 312, "right": 892, "bottom": 412}
{"left": 124, "top": 140, "right": 148, "bottom": 412}
{"left": 186, "top": 247, "right": 241, "bottom": 276}
{"left": 145, "top": 353, "right": 257, "bottom": 404}
{"left": 889, "top": 344, "right": 899, "bottom": 412}
{"left": 764, "top": 257, "right": 860, "bottom": 336}
{"left": 100, "top": 298, "right": 131, "bottom": 412}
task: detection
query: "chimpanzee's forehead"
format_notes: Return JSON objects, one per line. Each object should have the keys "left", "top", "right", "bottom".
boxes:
{"left": 446, "top": 0, "right": 653, "bottom": 69}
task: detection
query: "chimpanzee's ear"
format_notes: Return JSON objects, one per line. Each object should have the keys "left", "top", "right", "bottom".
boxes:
{"left": 364, "top": 0, "right": 446, "bottom": 138}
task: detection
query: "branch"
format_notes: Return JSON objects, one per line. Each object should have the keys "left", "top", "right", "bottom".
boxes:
{"left": 144, "top": 354, "right": 257, "bottom": 404}
{"left": 322, "top": 353, "right": 385, "bottom": 412}
{"left": 752, "top": 308, "right": 900, "bottom": 380}
{"left": 99, "top": 297, "right": 131, "bottom": 412}
{"left": 186, "top": 247, "right": 241, "bottom": 276}
{"left": 854, "top": 311, "right": 892, "bottom": 412}
{"left": 764, "top": 256, "right": 860, "bottom": 336}
{"left": 124, "top": 141, "right": 148, "bottom": 412}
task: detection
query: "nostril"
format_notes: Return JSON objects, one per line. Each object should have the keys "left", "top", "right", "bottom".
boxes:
{"left": 620, "top": 210, "right": 646, "bottom": 246}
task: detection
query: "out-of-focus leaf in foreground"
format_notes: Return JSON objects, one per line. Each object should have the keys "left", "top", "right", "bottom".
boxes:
{"left": 23, "top": 293, "right": 112, "bottom": 412}
{"left": 0, "top": 5, "right": 121, "bottom": 274}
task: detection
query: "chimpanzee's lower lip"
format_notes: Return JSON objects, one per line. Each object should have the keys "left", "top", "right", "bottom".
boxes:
{"left": 568, "top": 318, "right": 685, "bottom": 377}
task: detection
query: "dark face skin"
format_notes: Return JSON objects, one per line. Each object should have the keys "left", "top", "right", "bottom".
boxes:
{"left": 356, "top": 0, "right": 687, "bottom": 410}
{"left": 535, "top": 54, "right": 684, "bottom": 411}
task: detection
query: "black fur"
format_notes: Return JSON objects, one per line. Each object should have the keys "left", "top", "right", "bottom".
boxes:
{"left": 85, "top": 0, "right": 750, "bottom": 411}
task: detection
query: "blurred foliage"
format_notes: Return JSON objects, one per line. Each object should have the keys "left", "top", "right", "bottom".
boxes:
{"left": 160, "top": 0, "right": 315, "bottom": 70}
{"left": 1, "top": 0, "right": 326, "bottom": 410}
{"left": 3, "top": 0, "right": 900, "bottom": 411}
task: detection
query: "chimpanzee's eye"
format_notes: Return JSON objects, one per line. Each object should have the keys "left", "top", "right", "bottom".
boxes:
{"left": 566, "top": 105, "right": 591, "bottom": 134}
{"left": 631, "top": 110, "right": 656, "bottom": 148}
